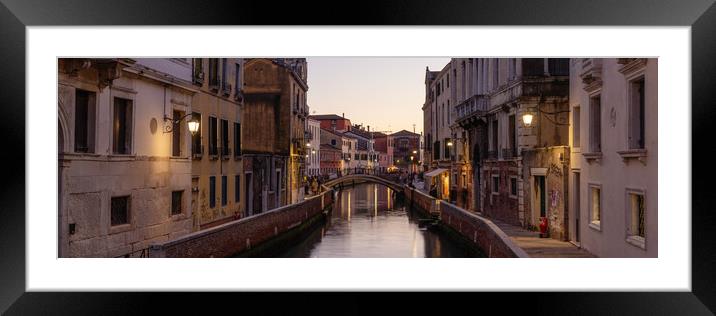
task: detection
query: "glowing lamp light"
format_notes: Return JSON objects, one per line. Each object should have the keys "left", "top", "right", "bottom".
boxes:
{"left": 412, "top": 150, "right": 417, "bottom": 154}
{"left": 522, "top": 113, "right": 534, "bottom": 127}
{"left": 187, "top": 118, "right": 200, "bottom": 136}
{"left": 447, "top": 141, "right": 453, "bottom": 147}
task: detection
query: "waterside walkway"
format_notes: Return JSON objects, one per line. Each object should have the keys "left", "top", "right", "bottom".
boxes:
{"left": 490, "top": 219, "right": 596, "bottom": 258}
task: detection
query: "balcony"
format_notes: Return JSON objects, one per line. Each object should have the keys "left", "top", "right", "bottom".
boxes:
{"left": 456, "top": 94, "right": 489, "bottom": 129}
{"left": 579, "top": 58, "right": 603, "bottom": 93}
{"left": 502, "top": 148, "right": 517, "bottom": 159}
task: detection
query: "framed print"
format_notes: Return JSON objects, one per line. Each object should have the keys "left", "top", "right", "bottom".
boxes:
{"left": 2, "top": 0, "right": 715, "bottom": 314}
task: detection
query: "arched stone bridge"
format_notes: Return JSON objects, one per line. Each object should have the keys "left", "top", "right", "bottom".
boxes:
{"left": 323, "top": 174, "right": 405, "bottom": 192}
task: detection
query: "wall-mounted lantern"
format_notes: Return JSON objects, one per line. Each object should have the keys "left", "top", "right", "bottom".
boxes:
{"left": 522, "top": 112, "right": 534, "bottom": 127}
{"left": 164, "top": 113, "right": 200, "bottom": 136}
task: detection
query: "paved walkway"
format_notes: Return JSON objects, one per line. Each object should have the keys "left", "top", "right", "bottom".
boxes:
{"left": 491, "top": 219, "right": 597, "bottom": 258}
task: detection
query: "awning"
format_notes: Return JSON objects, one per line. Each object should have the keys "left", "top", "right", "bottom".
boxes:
{"left": 424, "top": 168, "right": 448, "bottom": 178}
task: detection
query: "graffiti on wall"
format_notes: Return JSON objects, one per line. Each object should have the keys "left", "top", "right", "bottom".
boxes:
{"left": 547, "top": 163, "right": 563, "bottom": 178}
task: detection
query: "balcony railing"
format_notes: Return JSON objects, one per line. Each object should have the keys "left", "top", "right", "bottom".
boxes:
{"left": 456, "top": 94, "right": 489, "bottom": 119}
{"left": 487, "top": 150, "right": 498, "bottom": 160}
{"left": 502, "top": 148, "right": 517, "bottom": 159}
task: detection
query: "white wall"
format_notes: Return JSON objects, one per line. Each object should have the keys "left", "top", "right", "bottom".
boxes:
{"left": 569, "top": 58, "right": 658, "bottom": 258}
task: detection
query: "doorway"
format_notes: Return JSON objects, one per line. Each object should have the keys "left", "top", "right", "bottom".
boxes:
{"left": 572, "top": 172, "right": 581, "bottom": 244}
{"left": 245, "top": 172, "right": 253, "bottom": 216}
{"left": 535, "top": 175, "right": 546, "bottom": 218}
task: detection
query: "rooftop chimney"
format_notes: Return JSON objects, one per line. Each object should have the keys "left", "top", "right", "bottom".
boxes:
{"left": 342, "top": 113, "right": 344, "bottom": 118}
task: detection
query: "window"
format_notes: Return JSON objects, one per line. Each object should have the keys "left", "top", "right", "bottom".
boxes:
{"left": 112, "top": 97, "right": 133, "bottom": 155}
{"left": 433, "top": 140, "right": 441, "bottom": 160}
{"left": 221, "top": 119, "right": 229, "bottom": 157}
{"left": 221, "top": 58, "right": 228, "bottom": 92}
{"left": 192, "top": 58, "right": 204, "bottom": 85}
{"left": 573, "top": 106, "right": 581, "bottom": 148}
{"left": 627, "top": 190, "right": 646, "bottom": 248}
{"left": 522, "top": 58, "right": 544, "bottom": 76}
{"left": 492, "top": 59, "right": 499, "bottom": 89}
{"left": 208, "top": 58, "right": 219, "bottom": 89}
{"left": 234, "top": 62, "right": 241, "bottom": 95}
{"left": 209, "top": 117, "right": 218, "bottom": 156}
{"left": 628, "top": 77, "right": 646, "bottom": 149}
{"left": 589, "top": 185, "right": 601, "bottom": 230}
{"left": 508, "top": 114, "right": 516, "bottom": 157}
{"left": 221, "top": 176, "right": 227, "bottom": 206}
{"left": 192, "top": 112, "right": 202, "bottom": 156}
{"left": 331, "top": 139, "right": 336, "bottom": 146}
{"left": 236, "top": 175, "right": 241, "bottom": 203}
{"left": 589, "top": 95, "right": 601, "bottom": 153}
{"left": 172, "top": 110, "right": 183, "bottom": 157}
{"left": 444, "top": 138, "right": 451, "bottom": 160}
{"left": 171, "top": 190, "right": 183, "bottom": 215}
{"left": 110, "top": 196, "right": 130, "bottom": 226}
{"left": 508, "top": 58, "right": 516, "bottom": 80}
{"left": 491, "top": 117, "right": 499, "bottom": 154}
{"left": 548, "top": 59, "right": 569, "bottom": 76}
{"left": 234, "top": 122, "right": 241, "bottom": 156}
{"left": 74, "top": 89, "right": 96, "bottom": 153}
{"left": 510, "top": 177, "right": 518, "bottom": 197}
{"left": 492, "top": 175, "right": 500, "bottom": 194}
{"left": 209, "top": 176, "right": 216, "bottom": 208}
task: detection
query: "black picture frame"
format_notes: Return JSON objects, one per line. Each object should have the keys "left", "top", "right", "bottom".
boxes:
{"left": 1, "top": 0, "right": 715, "bottom": 314}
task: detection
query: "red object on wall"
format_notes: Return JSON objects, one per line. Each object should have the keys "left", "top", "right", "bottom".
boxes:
{"left": 539, "top": 217, "right": 548, "bottom": 238}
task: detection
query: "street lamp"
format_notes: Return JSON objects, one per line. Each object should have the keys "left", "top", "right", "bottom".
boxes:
{"left": 447, "top": 141, "right": 453, "bottom": 147}
{"left": 522, "top": 113, "right": 534, "bottom": 127}
{"left": 164, "top": 113, "right": 200, "bottom": 136}
{"left": 412, "top": 150, "right": 417, "bottom": 154}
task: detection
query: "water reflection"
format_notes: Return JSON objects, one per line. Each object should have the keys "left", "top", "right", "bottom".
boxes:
{"left": 277, "top": 183, "right": 482, "bottom": 258}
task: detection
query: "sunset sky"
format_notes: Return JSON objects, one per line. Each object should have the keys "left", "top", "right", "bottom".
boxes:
{"left": 306, "top": 57, "right": 450, "bottom": 135}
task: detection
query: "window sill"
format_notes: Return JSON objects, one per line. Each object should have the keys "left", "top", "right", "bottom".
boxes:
{"left": 588, "top": 221, "right": 601, "bottom": 232}
{"left": 209, "top": 155, "right": 218, "bottom": 160}
{"left": 109, "top": 223, "right": 132, "bottom": 235}
{"left": 583, "top": 152, "right": 602, "bottom": 164}
{"left": 170, "top": 213, "right": 188, "bottom": 221}
{"left": 509, "top": 194, "right": 518, "bottom": 199}
{"left": 617, "top": 149, "right": 647, "bottom": 165}
{"left": 626, "top": 235, "right": 646, "bottom": 250}
{"left": 192, "top": 154, "right": 203, "bottom": 160}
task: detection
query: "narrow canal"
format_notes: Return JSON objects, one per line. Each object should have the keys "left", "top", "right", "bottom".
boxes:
{"left": 276, "top": 183, "right": 484, "bottom": 258}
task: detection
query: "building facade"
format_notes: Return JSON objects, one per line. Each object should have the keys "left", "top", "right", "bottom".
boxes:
{"left": 188, "top": 58, "right": 244, "bottom": 230}
{"left": 568, "top": 58, "right": 657, "bottom": 257}
{"left": 424, "top": 58, "right": 572, "bottom": 241}
{"left": 389, "top": 130, "right": 421, "bottom": 173}
{"left": 240, "top": 58, "right": 308, "bottom": 215}
{"left": 423, "top": 63, "right": 454, "bottom": 200}
{"left": 306, "top": 118, "right": 321, "bottom": 176}
{"left": 58, "top": 58, "right": 195, "bottom": 257}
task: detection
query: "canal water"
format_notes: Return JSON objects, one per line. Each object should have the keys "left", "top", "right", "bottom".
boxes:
{"left": 276, "top": 183, "right": 483, "bottom": 258}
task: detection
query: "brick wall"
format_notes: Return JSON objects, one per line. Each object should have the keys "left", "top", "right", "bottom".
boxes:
{"left": 439, "top": 201, "right": 527, "bottom": 258}
{"left": 405, "top": 187, "right": 527, "bottom": 258}
{"left": 482, "top": 160, "right": 520, "bottom": 225}
{"left": 149, "top": 188, "right": 334, "bottom": 257}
